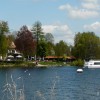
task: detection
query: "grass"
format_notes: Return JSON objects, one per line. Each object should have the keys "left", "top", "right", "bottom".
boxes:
{"left": 0, "top": 61, "right": 36, "bottom": 68}
{"left": 39, "top": 61, "right": 67, "bottom": 66}
{"left": 0, "top": 60, "right": 83, "bottom": 68}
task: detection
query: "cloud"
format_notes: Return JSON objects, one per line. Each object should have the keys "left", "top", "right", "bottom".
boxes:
{"left": 59, "top": 4, "right": 72, "bottom": 10}
{"left": 42, "top": 24, "right": 74, "bottom": 45}
{"left": 81, "top": 0, "right": 98, "bottom": 3}
{"left": 81, "top": 0, "right": 100, "bottom": 10}
{"left": 81, "top": 3, "right": 100, "bottom": 10}
{"left": 42, "top": 25, "right": 58, "bottom": 33}
{"left": 84, "top": 21, "right": 100, "bottom": 36}
{"left": 59, "top": 0, "right": 100, "bottom": 19}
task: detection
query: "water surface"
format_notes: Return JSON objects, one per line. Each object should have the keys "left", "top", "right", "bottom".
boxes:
{"left": 0, "top": 66, "right": 100, "bottom": 100}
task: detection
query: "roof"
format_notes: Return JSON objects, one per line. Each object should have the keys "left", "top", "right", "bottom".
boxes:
{"left": 9, "top": 42, "right": 16, "bottom": 49}
{"left": 45, "top": 56, "right": 76, "bottom": 59}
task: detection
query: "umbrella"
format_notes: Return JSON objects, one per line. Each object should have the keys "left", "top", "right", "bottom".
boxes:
{"left": 8, "top": 55, "right": 14, "bottom": 58}
{"left": 16, "top": 55, "right": 22, "bottom": 58}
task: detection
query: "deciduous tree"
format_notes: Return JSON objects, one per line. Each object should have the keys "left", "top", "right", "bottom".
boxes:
{"left": 72, "top": 32, "right": 100, "bottom": 59}
{"left": 37, "top": 41, "right": 47, "bottom": 58}
{"left": 15, "top": 25, "right": 36, "bottom": 57}
{"left": 0, "top": 21, "right": 9, "bottom": 58}
{"left": 45, "top": 33, "right": 54, "bottom": 43}
{"left": 55, "top": 40, "right": 70, "bottom": 57}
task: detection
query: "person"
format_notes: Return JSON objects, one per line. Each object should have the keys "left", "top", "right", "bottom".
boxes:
{"left": 36, "top": 61, "right": 38, "bottom": 65}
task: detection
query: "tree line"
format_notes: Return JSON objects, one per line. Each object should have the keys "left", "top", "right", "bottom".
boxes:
{"left": 0, "top": 20, "right": 100, "bottom": 60}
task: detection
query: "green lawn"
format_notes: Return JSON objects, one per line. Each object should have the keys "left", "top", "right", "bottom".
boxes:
{"left": 39, "top": 61, "right": 67, "bottom": 66}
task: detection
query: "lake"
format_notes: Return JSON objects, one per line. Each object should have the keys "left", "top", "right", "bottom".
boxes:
{"left": 0, "top": 66, "right": 100, "bottom": 100}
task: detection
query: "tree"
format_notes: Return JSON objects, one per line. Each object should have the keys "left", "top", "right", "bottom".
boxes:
{"left": 0, "top": 21, "right": 9, "bottom": 58}
{"left": 0, "top": 35, "right": 8, "bottom": 57}
{"left": 45, "top": 33, "right": 54, "bottom": 43}
{"left": 55, "top": 40, "right": 70, "bottom": 57}
{"left": 32, "top": 21, "right": 44, "bottom": 41}
{"left": 31, "top": 21, "right": 45, "bottom": 57}
{"left": 15, "top": 25, "right": 35, "bottom": 57}
{"left": 46, "top": 42, "right": 55, "bottom": 56}
{"left": 0, "top": 21, "right": 9, "bottom": 34}
{"left": 37, "top": 41, "right": 47, "bottom": 58}
{"left": 72, "top": 32, "right": 100, "bottom": 59}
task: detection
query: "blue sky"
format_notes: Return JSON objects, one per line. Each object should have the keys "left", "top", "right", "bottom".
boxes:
{"left": 0, "top": 0, "right": 100, "bottom": 45}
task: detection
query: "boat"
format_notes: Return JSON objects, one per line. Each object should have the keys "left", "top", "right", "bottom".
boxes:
{"left": 77, "top": 68, "right": 83, "bottom": 73}
{"left": 84, "top": 60, "right": 100, "bottom": 68}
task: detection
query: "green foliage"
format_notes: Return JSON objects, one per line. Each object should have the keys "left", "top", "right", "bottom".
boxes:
{"left": 55, "top": 40, "right": 70, "bottom": 57}
{"left": 32, "top": 21, "right": 45, "bottom": 57}
{"left": 63, "top": 54, "right": 67, "bottom": 61}
{"left": 0, "top": 21, "right": 9, "bottom": 34}
{"left": 0, "top": 61, "right": 35, "bottom": 68}
{"left": 39, "top": 61, "right": 66, "bottom": 66}
{"left": 0, "top": 21, "right": 9, "bottom": 57}
{"left": 46, "top": 42, "right": 55, "bottom": 56}
{"left": 70, "top": 59, "right": 84, "bottom": 67}
{"left": 0, "top": 35, "right": 8, "bottom": 56}
{"left": 72, "top": 32, "right": 100, "bottom": 59}
{"left": 37, "top": 41, "right": 47, "bottom": 57}
{"left": 32, "top": 21, "right": 45, "bottom": 41}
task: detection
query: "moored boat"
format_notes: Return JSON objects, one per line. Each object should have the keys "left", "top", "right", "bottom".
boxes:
{"left": 84, "top": 60, "right": 100, "bottom": 68}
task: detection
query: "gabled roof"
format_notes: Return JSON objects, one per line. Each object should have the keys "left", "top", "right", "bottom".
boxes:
{"left": 9, "top": 42, "right": 16, "bottom": 49}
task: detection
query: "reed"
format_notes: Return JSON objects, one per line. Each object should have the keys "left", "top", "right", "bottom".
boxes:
{"left": 2, "top": 74, "right": 25, "bottom": 100}
{"left": 35, "top": 74, "right": 59, "bottom": 100}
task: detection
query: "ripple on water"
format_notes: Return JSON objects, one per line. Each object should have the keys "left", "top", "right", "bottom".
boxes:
{"left": 0, "top": 67, "right": 100, "bottom": 100}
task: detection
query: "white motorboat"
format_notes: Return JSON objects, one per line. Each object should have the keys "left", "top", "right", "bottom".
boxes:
{"left": 84, "top": 60, "right": 100, "bottom": 68}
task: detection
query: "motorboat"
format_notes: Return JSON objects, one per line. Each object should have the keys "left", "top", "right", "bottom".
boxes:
{"left": 84, "top": 60, "right": 100, "bottom": 68}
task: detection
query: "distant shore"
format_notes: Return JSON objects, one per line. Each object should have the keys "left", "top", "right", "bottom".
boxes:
{"left": 0, "top": 61, "right": 35, "bottom": 68}
{"left": 0, "top": 60, "right": 69, "bottom": 68}
{"left": 0, "top": 60, "right": 83, "bottom": 68}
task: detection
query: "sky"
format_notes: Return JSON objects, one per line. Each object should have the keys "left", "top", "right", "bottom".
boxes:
{"left": 0, "top": 0, "right": 100, "bottom": 45}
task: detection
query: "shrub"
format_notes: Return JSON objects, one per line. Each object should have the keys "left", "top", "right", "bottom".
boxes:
{"left": 71, "top": 59, "right": 84, "bottom": 67}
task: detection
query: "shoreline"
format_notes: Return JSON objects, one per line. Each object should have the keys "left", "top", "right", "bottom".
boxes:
{"left": 0, "top": 61, "right": 83, "bottom": 68}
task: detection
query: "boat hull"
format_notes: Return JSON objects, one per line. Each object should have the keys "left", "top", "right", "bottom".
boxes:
{"left": 88, "top": 65, "right": 100, "bottom": 68}
{"left": 84, "top": 60, "right": 100, "bottom": 68}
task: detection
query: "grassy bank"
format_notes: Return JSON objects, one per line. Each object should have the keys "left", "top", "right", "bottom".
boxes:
{"left": 39, "top": 59, "right": 84, "bottom": 67}
{"left": 0, "top": 59, "right": 84, "bottom": 68}
{"left": 39, "top": 61, "right": 69, "bottom": 67}
{"left": 0, "top": 61, "right": 36, "bottom": 68}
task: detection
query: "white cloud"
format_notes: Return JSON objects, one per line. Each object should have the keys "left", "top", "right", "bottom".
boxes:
{"left": 84, "top": 22, "right": 100, "bottom": 35}
{"left": 42, "top": 24, "right": 74, "bottom": 44}
{"left": 59, "top": 0, "right": 100, "bottom": 19}
{"left": 81, "top": 0, "right": 98, "bottom": 3}
{"left": 59, "top": 4, "right": 99, "bottom": 19}
{"left": 70, "top": 9, "right": 98, "bottom": 19}
{"left": 42, "top": 25, "right": 58, "bottom": 33}
{"left": 81, "top": 3, "right": 100, "bottom": 10}
{"left": 81, "top": 0, "right": 100, "bottom": 10}
{"left": 59, "top": 4, "right": 72, "bottom": 10}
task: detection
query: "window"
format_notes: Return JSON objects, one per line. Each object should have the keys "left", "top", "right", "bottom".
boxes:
{"left": 94, "top": 62, "right": 100, "bottom": 65}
